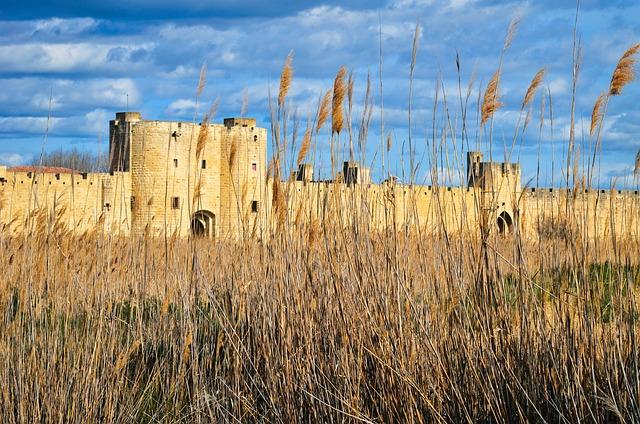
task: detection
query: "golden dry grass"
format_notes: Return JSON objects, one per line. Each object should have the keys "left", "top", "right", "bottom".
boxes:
{"left": 0, "top": 224, "right": 639, "bottom": 422}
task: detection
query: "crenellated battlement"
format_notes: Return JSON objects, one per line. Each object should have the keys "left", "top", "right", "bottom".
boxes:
{"left": 1, "top": 112, "right": 638, "bottom": 239}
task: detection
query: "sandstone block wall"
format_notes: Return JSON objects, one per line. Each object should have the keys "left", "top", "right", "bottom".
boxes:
{"left": 0, "top": 169, "right": 130, "bottom": 235}
{"left": 1, "top": 114, "right": 637, "bottom": 241}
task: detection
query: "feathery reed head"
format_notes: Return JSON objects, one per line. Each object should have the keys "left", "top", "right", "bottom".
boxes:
{"left": 272, "top": 180, "right": 286, "bottom": 229}
{"left": 195, "top": 101, "right": 218, "bottom": 158}
{"left": 386, "top": 132, "right": 392, "bottom": 152}
{"left": 195, "top": 122, "right": 209, "bottom": 159}
{"left": 241, "top": 89, "right": 249, "bottom": 117}
{"left": 332, "top": 66, "right": 347, "bottom": 135}
{"left": 522, "top": 68, "right": 545, "bottom": 109}
{"left": 297, "top": 125, "right": 311, "bottom": 167}
{"left": 278, "top": 52, "right": 293, "bottom": 107}
{"left": 228, "top": 135, "right": 238, "bottom": 172}
{"left": 316, "top": 89, "right": 332, "bottom": 134}
{"left": 209, "top": 98, "right": 220, "bottom": 120}
{"left": 610, "top": 43, "right": 640, "bottom": 95}
{"left": 590, "top": 92, "right": 606, "bottom": 137}
{"left": 503, "top": 17, "right": 520, "bottom": 51}
{"left": 411, "top": 22, "right": 420, "bottom": 74}
{"left": 196, "top": 63, "right": 207, "bottom": 97}
{"left": 481, "top": 69, "right": 503, "bottom": 126}
{"left": 347, "top": 71, "right": 355, "bottom": 112}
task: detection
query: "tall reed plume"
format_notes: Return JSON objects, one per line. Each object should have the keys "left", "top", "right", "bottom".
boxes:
{"left": 522, "top": 68, "right": 545, "bottom": 109}
{"left": 331, "top": 66, "right": 347, "bottom": 135}
{"left": 609, "top": 43, "right": 640, "bottom": 95}
{"left": 195, "top": 100, "right": 220, "bottom": 159}
{"left": 316, "top": 89, "right": 332, "bottom": 134}
{"left": 297, "top": 125, "right": 311, "bottom": 167}
{"left": 196, "top": 63, "right": 207, "bottom": 97}
{"left": 278, "top": 52, "right": 293, "bottom": 107}
{"left": 481, "top": 70, "right": 503, "bottom": 126}
{"left": 503, "top": 17, "right": 520, "bottom": 51}
{"left": 590, "top": 92, "right": 606, "bottom": 137}
{"left": 228, "top": 135, "right": 238, "bottom": 172}
{"left": 240, "top": 89, "right": 249, "bottom": 117}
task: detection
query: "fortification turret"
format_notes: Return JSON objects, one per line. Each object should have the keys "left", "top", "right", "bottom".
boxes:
{"left": 467, "top": 151, "right": 483, "bottom": 187}
{"left": 343, "top": 161, "right": 371, "bottom": 186}
{"left": 295, "top": 163, "right": 314, "bottom": 182}
{"left": 109, "top": 111, "right": 142, "bottom": 172}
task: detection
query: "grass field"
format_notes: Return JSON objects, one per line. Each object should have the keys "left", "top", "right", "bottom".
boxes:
{"left": 0, "top": 224, "right": 639, "bottom": 422}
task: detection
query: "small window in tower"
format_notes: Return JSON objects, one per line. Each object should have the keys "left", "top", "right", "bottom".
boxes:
{"left": 173, "top": 158, "right": 178, "bottom": 168}
{"left": 254, "top": 135, "right": 258, "bottom": 142}
{"left": 201, "top": 160, "right": 206, "bottom": 169}
{"left": 171, "top": 197, "right": 180, "bottom": 209}
{"left": 251, "top": 201, "right": 259, "bottom": 213}
{"left": 130, "top": 196, "right": 136, "bottom": 210}
{"left": 252, "top": 163, "right": 257, "bottom": 171}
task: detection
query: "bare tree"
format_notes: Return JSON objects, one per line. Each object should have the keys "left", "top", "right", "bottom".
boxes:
{"left": 30, "top": 147, "right": 108, "bottom": 173}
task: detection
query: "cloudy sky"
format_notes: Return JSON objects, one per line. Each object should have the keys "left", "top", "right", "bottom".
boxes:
{"left": 1, "top": 0, "right": 639, "bottom": 187}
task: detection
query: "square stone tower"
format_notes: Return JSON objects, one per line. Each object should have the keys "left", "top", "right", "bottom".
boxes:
{"left": 109, "top": 112, "right": 142, "bottom": 172}
{"left": 467, "top": 151, "right": 522, "bottom": 233}
{"left": 109, "top": 112, "right": 267, "bottom": 238}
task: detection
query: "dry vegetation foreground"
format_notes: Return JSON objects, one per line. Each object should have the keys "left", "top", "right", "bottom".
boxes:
{"left": 0, "top": 226, "right": 639, "bottom": 423}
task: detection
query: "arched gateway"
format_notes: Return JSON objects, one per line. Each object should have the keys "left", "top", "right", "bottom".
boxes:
{"left": 496, "top": 211, "right": 514, "bottom": 234}
{"left": 191, "top": 210, "right": 215, "bottom": 237}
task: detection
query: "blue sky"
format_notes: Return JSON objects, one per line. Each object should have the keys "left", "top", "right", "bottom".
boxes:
{"left": 1, "top": 0, "right": 639, "bottom": 187}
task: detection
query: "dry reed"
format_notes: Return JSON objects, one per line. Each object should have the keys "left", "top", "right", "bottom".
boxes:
{"left": 503, "top": 16, "right": 520, "bottom": 51}
{"left": 331, "top": 66, "right": 347, "bottom": 135}
{"left": 481, "top": 69, "right": 502, "bottom": 125}
{"left": 522, "top": 68, "right": 545, "bottom": 109}
{"left": 228, "top": 134, "right": 238, "bottom": 171}
{"left": 196, "top": 63, "right": 207, "bottom": 97}
{"left": 297, "top": 125, "right": 311, "bottom": 167}
{"left": 278, "top": 52, "right": 293, "bottom": 107}
{"left": 609, "top": 43, "right": 640, "bottom": 95}
{"left": 316, "top": 89, "right": 332, "bottom": 134}
{"left": 590, "top": 92, "right": 606, "bottom": 137}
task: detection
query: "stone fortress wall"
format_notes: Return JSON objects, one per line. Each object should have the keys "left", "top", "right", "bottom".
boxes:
{"left": 0, "top": 166, "right": 131, "bottom": 235}
{"left": 282, "top": 161, "right": 640, "bottom": 240}
{"left": 0, "top": 112, "right": 638, "bottom": 240}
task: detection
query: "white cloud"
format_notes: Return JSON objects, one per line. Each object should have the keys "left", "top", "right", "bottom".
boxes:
{"left": 165, "top": 99, "right": 198, "bottom": 117}
{"left": 0, "top": 42, "right": 153, "bottom": 73}
{"left": 548, "top": 77, "right": 569, "bottom": 96}
{"left": 0, "top": 153, "right": 27, "bottom": 166}
{"left": 0, "top": 78, "right": 139, "bottom": 114}
{"left": 84, "top": 109, "right": 109, "bottom": 135}
{"left": 33, "top": 18, "right": 98, "bottom": 36}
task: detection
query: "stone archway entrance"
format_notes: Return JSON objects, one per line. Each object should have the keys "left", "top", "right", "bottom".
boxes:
{"left": 191, "top": 210, "right": 215, "bottom": 237}
{"left": 497, "top": 211, "right": 513, "bottom": 234}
